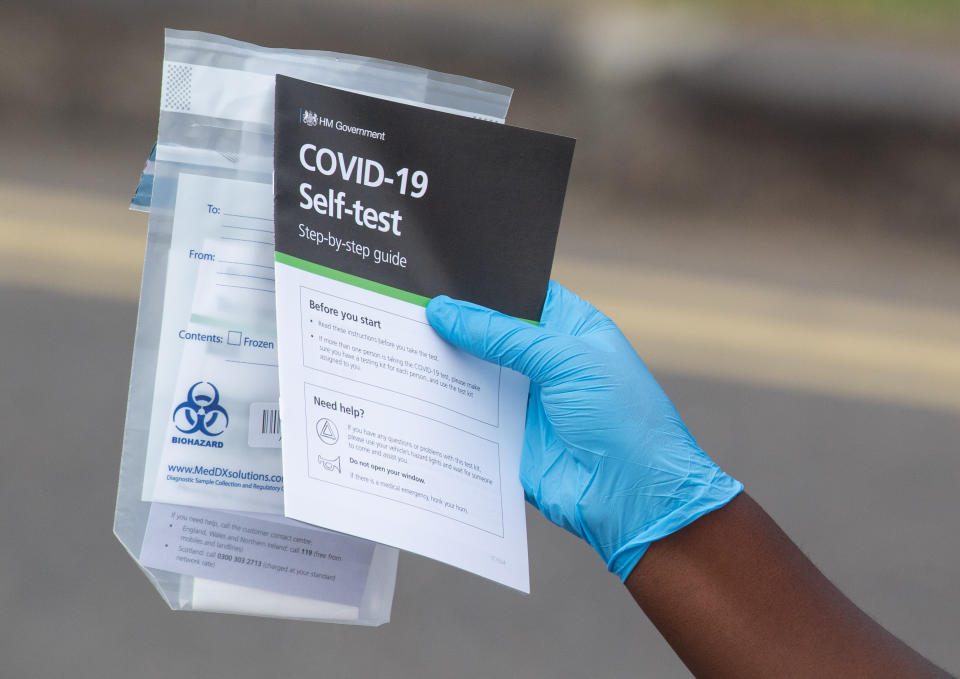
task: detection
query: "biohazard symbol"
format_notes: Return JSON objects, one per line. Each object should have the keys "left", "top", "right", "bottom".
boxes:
{"left": 173, "top": 381, "right": 229, "bottom": 437}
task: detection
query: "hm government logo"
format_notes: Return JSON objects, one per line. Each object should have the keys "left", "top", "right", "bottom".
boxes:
{"left": 173, "top": 381, "right": 229, "bottom": 438}
{"left": 302, "top": 109, "right": 319, "bottom": 127}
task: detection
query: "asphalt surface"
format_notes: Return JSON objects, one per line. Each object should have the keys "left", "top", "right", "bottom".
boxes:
{"left": 2, "top": 284, "right": 958, "bottom": 678}
{"left": 2, "top": 150, "right": 959, "bottom": 678}
{"left": 2, "top": 14, "right": 960, "bottom": 675}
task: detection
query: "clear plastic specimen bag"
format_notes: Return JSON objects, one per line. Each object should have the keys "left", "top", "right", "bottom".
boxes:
{"left": 116, "top": 29, "right": 512, "bottom": 624}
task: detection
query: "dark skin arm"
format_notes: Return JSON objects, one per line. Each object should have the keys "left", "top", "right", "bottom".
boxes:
{"left": 626, "top": 493, "right": 954, "bottom": 679}
{"left": 425, "top": 286, "right": 951, "bottom": 675}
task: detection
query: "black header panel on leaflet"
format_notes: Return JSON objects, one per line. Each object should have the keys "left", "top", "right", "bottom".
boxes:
{"left": 273, "top": 74, "right": 575, "bottom": 322}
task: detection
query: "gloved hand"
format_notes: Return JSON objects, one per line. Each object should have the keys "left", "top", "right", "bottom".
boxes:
{"left": 426, "top": 281, "right": 742, "bottom": 580}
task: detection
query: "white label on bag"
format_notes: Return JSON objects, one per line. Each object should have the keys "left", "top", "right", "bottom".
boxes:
{"left": 141, "top": 173, "right": 285, "bottom": 514}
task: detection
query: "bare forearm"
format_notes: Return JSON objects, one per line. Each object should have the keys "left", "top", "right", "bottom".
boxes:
{"left": 626, "top": 493, "right": 952, "bottom": 679}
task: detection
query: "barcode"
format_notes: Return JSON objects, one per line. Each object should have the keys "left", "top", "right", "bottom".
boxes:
{"left": 261, "top": 409, "right": 281, "bottom": 435}
{"left": 248, "top": 402, "right": 282, "bottom": 448}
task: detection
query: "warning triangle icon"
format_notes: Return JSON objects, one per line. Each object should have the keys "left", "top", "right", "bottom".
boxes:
{"left": 316, "top": 418, "right": 339, "bottom": 444}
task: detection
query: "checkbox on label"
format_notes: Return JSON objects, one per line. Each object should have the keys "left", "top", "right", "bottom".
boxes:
{"left": 227, "top": 331, "right": 242, "bottom": 346}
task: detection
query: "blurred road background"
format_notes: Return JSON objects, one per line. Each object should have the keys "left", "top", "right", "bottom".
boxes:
{"left": 1, "top": 1, "right": 959, "bottom": 677}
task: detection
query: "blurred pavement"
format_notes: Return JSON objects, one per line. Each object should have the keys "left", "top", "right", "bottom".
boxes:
{"left": 1, "top": 2, "right": 959, "bottom": 677}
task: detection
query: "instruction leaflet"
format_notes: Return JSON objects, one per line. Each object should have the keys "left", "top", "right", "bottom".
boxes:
{"left": 272, "top": 75, "right": 574, "bottom": 591}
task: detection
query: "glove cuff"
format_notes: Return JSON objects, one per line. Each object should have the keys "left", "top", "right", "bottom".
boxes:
{"left": 606, "top": 474, "right": 744, "bottom": 581}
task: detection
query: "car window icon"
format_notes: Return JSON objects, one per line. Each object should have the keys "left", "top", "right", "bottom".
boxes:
{"left": 317, "top": 454, "right": 341, "bottom": 473}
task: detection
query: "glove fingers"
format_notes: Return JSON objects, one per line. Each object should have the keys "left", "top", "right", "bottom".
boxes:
{"left": 520, "top": 387, "right": 587, "bottom": 539}
{"left": 519, "top": 387, "right": 549, "bottom": 508}
{"left": 426, "top": 295, "right": 575, "bottom": 384}
{"left": 536, "top": 281, "right": 616, "bottom": 341}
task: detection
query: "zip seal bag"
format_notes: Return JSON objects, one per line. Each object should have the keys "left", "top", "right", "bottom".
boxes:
{"left": 115, "top": 29, "right": 513, "bottom": 624}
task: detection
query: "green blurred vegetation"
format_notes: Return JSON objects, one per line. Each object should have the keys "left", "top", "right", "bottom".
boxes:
{"left": 640, "top": 0, "right": 960, "bottom": 36}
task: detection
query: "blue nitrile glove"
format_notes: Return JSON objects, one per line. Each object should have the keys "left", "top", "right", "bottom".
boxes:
{"left": 426, "top": 281, "right": 743, "bottom": 580}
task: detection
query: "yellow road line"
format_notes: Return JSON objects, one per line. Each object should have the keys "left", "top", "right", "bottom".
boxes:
{"left": 2, "top": 182, "right": 958, "bottom": 413}
{"left": 554, "top": 256, "right": 960, "bottom": 414}
{"left": 0, "top": 184, "right": 146, "bottom": 301}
